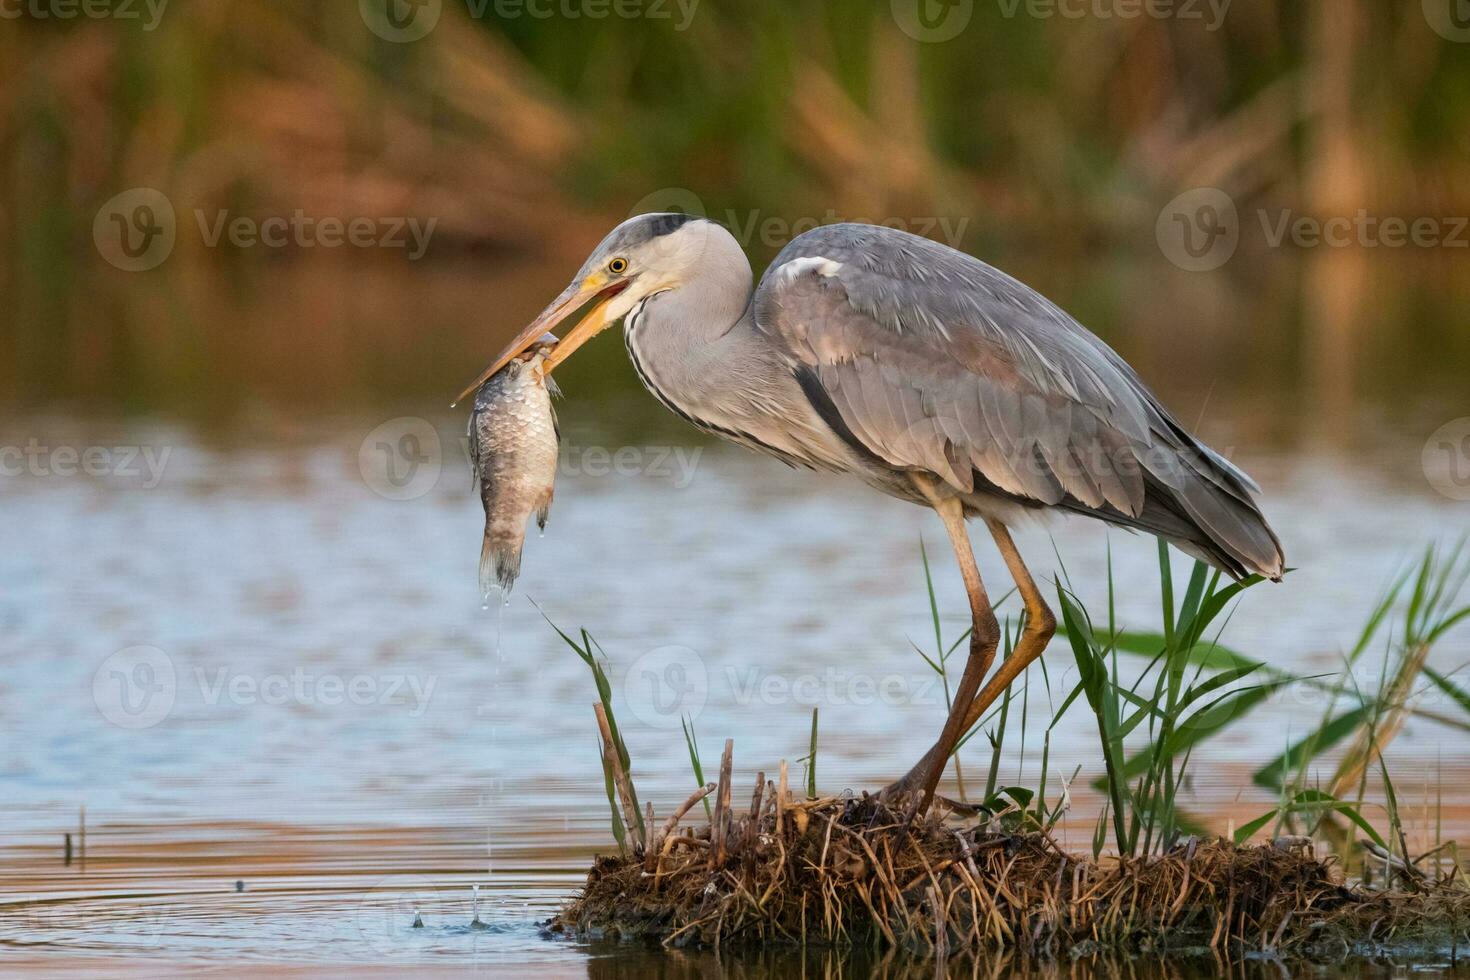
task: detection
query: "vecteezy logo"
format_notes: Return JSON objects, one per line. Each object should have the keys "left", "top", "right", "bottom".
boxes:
{"left": 93, "top": 189, "right": 176, "bottom": 272}
{"left": 891, "top": 0, "right": 973, "bottom": 41}
{"left": 626, "top": 186, "right": 709, "bottom": 272}
{"left": 1423, "top": 418, "right": 1470, "bottom": 501}
{"left": 623, "top": 645, "right": 708, "bottom": 729}
{"left": 93, "top": 646, "right": 177, "bottom": 729}
{"left": 1423, "top": 0, "right": 1470, "bottom": 42}
{"left": 359, "top": 0, "right": 441, "bottom": 42}
{"left": 359, "top": 417, "right": 442, "bottom": 501}
{"left": 355, "top": 875, "right": 442, "bottom": 953}
{"left": 1156, "top": 187, "right": 1239, "bottom": 272}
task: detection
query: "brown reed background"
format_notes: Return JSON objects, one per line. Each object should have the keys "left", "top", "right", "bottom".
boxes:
{"left": 1, "top": 0, "right": 1467, "bottom": 427}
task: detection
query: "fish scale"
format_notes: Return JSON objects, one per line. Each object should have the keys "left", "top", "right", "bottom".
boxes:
{"left": 467, "top": 343, "right": 560, "bottom": 596}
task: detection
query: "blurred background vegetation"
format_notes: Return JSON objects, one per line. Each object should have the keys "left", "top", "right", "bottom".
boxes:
{"left": 1, "top": 0, "right": 1466, "bottom": 441}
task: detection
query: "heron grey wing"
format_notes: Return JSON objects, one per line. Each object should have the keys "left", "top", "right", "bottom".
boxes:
{"left": 752, "top": 223, "right": 1283, "bottom": 579}
{"left": 754, "top": 247, "right": 1131, "bottom": 511}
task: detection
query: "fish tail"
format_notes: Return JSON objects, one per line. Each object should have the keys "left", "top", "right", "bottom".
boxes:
{"left": 479, "top": 528, "right": 524, "bottom": 596}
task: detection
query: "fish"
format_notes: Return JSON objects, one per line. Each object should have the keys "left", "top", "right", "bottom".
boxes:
{"left": 466, "top": 333, "right": 560, "bottom": 596}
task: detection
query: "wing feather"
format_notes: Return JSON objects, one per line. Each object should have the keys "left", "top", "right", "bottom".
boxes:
{"left": 752, "top": 223, "right": 1283, "bottom": 580}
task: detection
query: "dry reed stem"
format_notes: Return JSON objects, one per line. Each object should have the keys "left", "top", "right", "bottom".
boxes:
{"left": 710, "top": 739, "right": 733, "bottom": 869}
{"left": 593, "top": 703, "right": 640, "bottom": 854}
{"left": 777, "top": 761, "right": 788, "bottom": 836}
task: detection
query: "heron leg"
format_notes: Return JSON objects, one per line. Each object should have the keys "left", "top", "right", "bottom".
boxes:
{"left": 887, "top": 516, "right": 1055, "bottom": 813}
{"left": 955, "top": 519, "right": 1057, "bottom": 735}
{"left": 890, "top": 478, "right": 999, "bottom": 815}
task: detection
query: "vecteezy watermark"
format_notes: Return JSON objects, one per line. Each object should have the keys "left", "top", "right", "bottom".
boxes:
{"left": 1156, "top": 187, "right": 1240, "bottom": 272}
{"left": 194, "top": 210, "right": 436, "bottom": 260}
{"left": 555, "top": 443, "right": 702, "bottom": 488}
{"left": 1157, "top": 187, "right": 1470, "bottom": 270}
{"left": 467, "top": 0, "right": 698, "bottom": 29}
{"left": 94, "top": 188, "right": 437, "bottom": 271}
{"left": 891, "top": 0, "right": 974, "bottom": 42}
{"left": 723, "top": 210, "right": 971, "bottom": 251}
{"left": 92, "top": 646, "right": 437, "bottom": 728}
{"left": 726, "top": 667, "right": 942, "bottom": 709}
{"left": 1423, "top": 418, "right": 1470, "bottom": 502}
{"left": 355, "top": 876, "right": 443, "bottom": 953}
{"left": 1423, "top": 0, "right": 1470, "bottom": 43}
{"left": 359, "top": 0, "right": 442, "bottom": 42}
{"left": 359, "top": 417, "right": 705, "bottom": 502}
{"left": 0, "top": 0, "right": 169, "bottom": 30}
{"left": 620, "top": 644, "right": 949, "bottom": 729}
{"left": 93, "top": 188, "right": 176, "bottom": 272}
{"left": 624, "top": 187, "right": 972, "bottom": 260}
{"left": 360, "top": 417, "right": 443, "bottom": 501}
{"left": 0, "top": 439, "right": 171, "bottom": 488}
{"left": 1257, "top": 209, "right": 1470, "bottom": 250}
{"left": 450, "top": 435, "right": 702, "bottom": 489}
{"left": 359, "top": 0, "right": 697, "bottom": 42}
{"left": 194, "top": 666, "right": 435, "bottom": 716}
{"left": 994, "top": 0, "right": 1231, "bottom": 30}
{"left": 7, "top": 899, "right": 164, "bottom": 946}
{"left": 623, "top": 645, "right": 709, "bottom": 729}
{"left": 93, "top": 646, "right": 177, "bottom": 730}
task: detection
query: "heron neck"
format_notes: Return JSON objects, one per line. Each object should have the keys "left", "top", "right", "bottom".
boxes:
{"left": 623, "top": 267, "right": 760, "bottom": 421}
{"left": 644, "top": 248, "right": 754, "bottom": 341}
{"left": 686, "top": 242, "right": 755, "bottom": 334}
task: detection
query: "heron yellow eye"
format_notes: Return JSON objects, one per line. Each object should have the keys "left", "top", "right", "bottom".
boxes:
{"left": 608, "top": 257, "right": 629, "bottom": 275}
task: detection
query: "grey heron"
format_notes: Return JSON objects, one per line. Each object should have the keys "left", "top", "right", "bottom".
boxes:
{"left": 456, "top": 212, "right": 1285, "bottom": 813}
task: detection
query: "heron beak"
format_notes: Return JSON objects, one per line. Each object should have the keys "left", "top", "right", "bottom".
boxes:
{"left": 451, "top": 275, "right": 629, "bottom": 406}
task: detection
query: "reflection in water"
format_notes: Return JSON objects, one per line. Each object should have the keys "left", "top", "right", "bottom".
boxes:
{"left": 582, "top": 945, "right": 1467, "bottom": 979}
{"left": 3, "top": 250, "right": 1467, "bottom": 452}
{"left": 1303, "top": 247, "right": 1369, "bottom": 451}
{"left": 4, "top": 842, "right": 1466, "bottom": 977}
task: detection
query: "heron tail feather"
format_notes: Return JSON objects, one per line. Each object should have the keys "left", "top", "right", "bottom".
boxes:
{"left": 1080, "top": 469, "right": 1285, "bottom": 582}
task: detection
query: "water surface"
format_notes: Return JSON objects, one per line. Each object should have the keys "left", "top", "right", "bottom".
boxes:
{"left": 2, "top": 254, "right": 1467, "bottom": 974}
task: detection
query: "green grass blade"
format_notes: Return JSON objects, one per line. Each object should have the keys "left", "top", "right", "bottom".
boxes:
{"left": 1233, "top": 807, "right": 1280, "bottom": 844}
{"left": 920, "top": 537, "right": 943, "bottom": 660}
{"left": 599, "top": 747, "right": 628, "bottom": 855}
{"left": 1059, "top": 627, "right": 1265, "bottom": 673}
{"left": 1103, "top": 680, "right": 1293, "bottom": 786}
{"left": 681, "top": 715, "right": 713, "bottom": 819}
{"left": 1057, "top": 582, "right": 1131, "bottom": 852}
{"left": 1424, "top": 667, "right": 1470, "bottom": 717}
{"left": 806, "top": 707, "right": 818, "bottom": 798}
{"left": 1174, "top": 662, "right": 1263, "bottom": 712}
{"left": 1351, "top": 569, "right": 1410, "bottom": 665}
{"left": 1158, "top": 540, "right": 1176, "bottom": 647}
{"left": 985, "top": 623, "right": 1016, "bottom": 800}
{"left": 1252, "top": 705, "right": 1372, "bottom": 790}
{"left": 1290, "top": 789, "right": 1388, "bottom": 850}
{"left": 540, "top": 613, "right": 644, "bottom": 843}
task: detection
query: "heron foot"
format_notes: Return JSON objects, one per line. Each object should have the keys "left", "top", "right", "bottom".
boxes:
{"left": 876, "top": 766, "right": 977, "bottom": 819}
{"left": 875, "top": 782, "right": 976, "bottom": 823}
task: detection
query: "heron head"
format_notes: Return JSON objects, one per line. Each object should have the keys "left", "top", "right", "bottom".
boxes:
{"left": 454, "top": 212, "right": 732, "bottom": 404}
